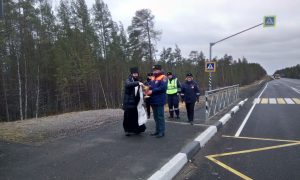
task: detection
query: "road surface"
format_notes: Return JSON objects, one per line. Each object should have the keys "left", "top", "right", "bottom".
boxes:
{"left": 176, "top": 78, "right": 300, "bottom": 180}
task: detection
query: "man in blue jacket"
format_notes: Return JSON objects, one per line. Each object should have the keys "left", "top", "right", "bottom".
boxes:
{"left": 180, "top": 73, "right": 200, "bottom": 125}
{"left": 147, "top": 65, "right": 167, "bottom": 138}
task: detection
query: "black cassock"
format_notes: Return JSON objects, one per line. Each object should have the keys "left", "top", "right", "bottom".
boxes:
{"left": 123, "top": 108, "right": 146, "bottom": 133}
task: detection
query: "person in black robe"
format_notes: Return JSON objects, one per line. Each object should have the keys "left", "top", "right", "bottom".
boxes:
{"left": 122, "top": 67, "right": 146, "bottom": 136}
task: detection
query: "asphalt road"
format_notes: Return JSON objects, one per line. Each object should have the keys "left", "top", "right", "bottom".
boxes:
{"left": 0, "top": 118, "right": 206, "bottom": 180}
{"left": 175, "top": 78, "right": 300, "bottom": 180}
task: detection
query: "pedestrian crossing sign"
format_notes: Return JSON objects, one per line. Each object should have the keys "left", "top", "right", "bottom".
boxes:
{"left": 263, "top": 16, "right": 276, "bottom": 27}
{"left": 205, "top": 62, "right": 216, "bottom": 72}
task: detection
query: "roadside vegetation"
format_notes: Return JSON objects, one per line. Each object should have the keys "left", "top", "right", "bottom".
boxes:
{"left": 274, "top": 64, "right": 300, "bottom": 79}
{"left": 0, "top": 0, "right": 266, "bottom": 122}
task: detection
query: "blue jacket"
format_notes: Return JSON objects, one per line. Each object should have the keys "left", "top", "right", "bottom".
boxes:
{"left": 149, "top": 74, "right": 167, "bottom": 106}
{"left": 181, "top": 80, "right": 200, "bottom": 103}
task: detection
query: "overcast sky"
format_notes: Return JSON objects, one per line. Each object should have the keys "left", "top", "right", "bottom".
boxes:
{"left": 59, "top": 0, "right": 300, "bottom": 74}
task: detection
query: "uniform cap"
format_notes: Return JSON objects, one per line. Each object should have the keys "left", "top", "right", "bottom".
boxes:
{"left": 152, "top": 64, "right": 162, "bottom": 70}
{"left": 186, "top": 73, "right": 193, "bottom": 77}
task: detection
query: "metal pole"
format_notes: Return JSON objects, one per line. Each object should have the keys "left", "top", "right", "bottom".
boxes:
{"left": 213, "top": 23, "right": 263, "bottom": 45}
{"left": 209, "top": 43, "right": 214, "bottom": 91}
{"left": 0, "top": 0, "right": 3, "bottom": 18}
{"left": 207, "top": 23, "right": 263, "bottom": 92}
{"left": 205, "top": 91, "right": 209, "bottom": 120}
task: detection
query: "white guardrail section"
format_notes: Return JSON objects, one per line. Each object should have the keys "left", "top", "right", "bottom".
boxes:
{"left": 205, "top": 84, "right": 239, "bottom": 120}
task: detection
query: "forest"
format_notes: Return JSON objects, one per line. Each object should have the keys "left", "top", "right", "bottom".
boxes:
{"left": 274, "top": 64, "right": 300, "bottom": 79}
{"left": 0, "top": 0, "right": 266, "bottom": 121}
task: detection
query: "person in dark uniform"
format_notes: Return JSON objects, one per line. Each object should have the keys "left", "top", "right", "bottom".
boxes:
{"left": 122, "top": 67, "right": 146, "bottom": 136}
{"left": 166, "top": 72, "right": 181, "bottom": 119}
{"left": 180, "top": 73, "right": 200, "bottom": 125}
{"left": 144, "top": 73, "right": 153, "bottom": 119}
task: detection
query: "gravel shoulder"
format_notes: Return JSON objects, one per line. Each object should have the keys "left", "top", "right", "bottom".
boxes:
{"left": 0, "top": 109, "right": 123, "bottom": 143}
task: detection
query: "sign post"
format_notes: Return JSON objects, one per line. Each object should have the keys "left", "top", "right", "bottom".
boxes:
{"left": 0, "top": 0, "right": 3, "bottom": 18}
{"left": 208, "top": 16, "right": 276, "bottom": 91}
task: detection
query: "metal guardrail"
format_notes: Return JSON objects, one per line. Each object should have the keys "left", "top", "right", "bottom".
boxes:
{"left": 205, "top": 84, "right": 239, "bottom": 120}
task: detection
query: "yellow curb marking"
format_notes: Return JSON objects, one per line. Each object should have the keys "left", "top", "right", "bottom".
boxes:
{"left": 260, "top": 98, "right": 269, "bottom": 104}
{"left": 277, "top": 98, "right": 286, "bottom": 104}
{"left": 206, "top": 136, "right": 300, "bottom": 180}
{"left": 292, "top": 98, "right": 300, "bottom": 104}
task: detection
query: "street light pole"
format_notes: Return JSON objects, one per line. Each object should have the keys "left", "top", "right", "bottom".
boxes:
{"left": 208, "top": 23, "right": 263, "bottom": 91}
{"left": 209, "top": 43, "right": 214, "bottom": 91}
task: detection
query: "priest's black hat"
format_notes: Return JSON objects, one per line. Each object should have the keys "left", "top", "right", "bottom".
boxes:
{"left": 130, "top": 67, "right": 139, "bottom": 74}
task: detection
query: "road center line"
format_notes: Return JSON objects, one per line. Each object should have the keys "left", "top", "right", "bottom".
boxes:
{"left": 235, "top": 83, "right": 268, "bottom": 137}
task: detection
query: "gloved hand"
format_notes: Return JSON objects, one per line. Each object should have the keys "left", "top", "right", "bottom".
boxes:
{"left": 196, "top": 98, "right": 199, "bottom": 103}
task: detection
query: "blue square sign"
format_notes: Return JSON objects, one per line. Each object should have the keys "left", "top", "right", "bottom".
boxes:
{"left": 205, "top": 62, "right": 216, "bottom": 72}
{"left": 264, "top": 16, "right": 276, "bottom": 27}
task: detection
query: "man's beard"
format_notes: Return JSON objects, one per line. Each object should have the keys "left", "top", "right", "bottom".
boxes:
{"left": 132, "top": 76, "right": 139, "bottom": 81}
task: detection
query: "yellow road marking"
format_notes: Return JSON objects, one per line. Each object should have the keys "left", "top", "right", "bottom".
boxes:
{"left": 209, "top": 142, "right": 300, "bottom": 158}
{"left": 260, "top": 98, "right": 268, "bottom": 104}
{"left": 277, "top": 98, "right": 286, "bottom": 104}
{"left": 222, "top": 135, "right": 300, "bottom": 143}
{"left": 206, "top": 136, "right": 300, "bottom": 179}
{"left": 292, "top": 98, "right": 300, "bottom": 104}
{"left": 206, "top": 156, "right": 253, "bottom": 180}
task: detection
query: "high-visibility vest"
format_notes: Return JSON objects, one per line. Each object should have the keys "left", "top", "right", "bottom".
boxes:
{"left": 167, "top": 78, "right": 178, "bottom": 94}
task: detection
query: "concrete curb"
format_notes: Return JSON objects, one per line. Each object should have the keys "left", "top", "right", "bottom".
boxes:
{"left": 148, "top": 153, "right": 188, "bottom": 180}
{"left": 180, "top": 141, "right": 201, "bottom": 160}
{"left": 147, "top": 98, "right": 248, "bottom": 180}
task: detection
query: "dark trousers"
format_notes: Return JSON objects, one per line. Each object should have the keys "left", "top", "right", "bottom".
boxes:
{"left": 151, "top": 105, "right": 165, "bottom": 135}
{"left": 167, "top": 94, "right": 179, "bottom": 118}
{"left": 145, "top": 99, "right": 151, "bottom": 118}
{"left": 185, "top": 102, "right": 195, "bottom": 122}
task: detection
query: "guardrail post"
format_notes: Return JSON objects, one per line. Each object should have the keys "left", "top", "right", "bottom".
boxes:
{"left": 205, "top": 91, "right": 209, "bottom": 120}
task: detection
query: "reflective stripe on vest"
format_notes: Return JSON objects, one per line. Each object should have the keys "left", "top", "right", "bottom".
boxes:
{"left": 167, "top": 78, "right": 178, "bottom": 94}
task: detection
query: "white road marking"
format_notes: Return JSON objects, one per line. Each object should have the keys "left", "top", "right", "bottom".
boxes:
{"left": 269, "top": 98, "right": 277, "bottom": 104}
{"left": 284, "top": 98, "right": 295, "bottom": 104}
{"left": 166, "top": 120, "right": 208, "bottom": 127}
{"left": 290, "top": 86, "right": 300, "bottom": 95}
{"left": 253, "top": 98, "right": 260, "bottom": 104}
{"left": 235, "top": 83, "right": 268, "bottom": 137}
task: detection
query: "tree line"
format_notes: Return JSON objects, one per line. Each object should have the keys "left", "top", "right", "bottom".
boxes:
{"left": 274, "top": 64, "right": 300, "bottom": 79}
{"left": 0, "top": 0, "right": 266, "bottom": 122}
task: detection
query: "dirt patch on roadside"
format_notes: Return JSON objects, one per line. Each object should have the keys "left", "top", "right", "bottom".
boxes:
{"left": 0, "top": 109, "right": 123, "bottom": 144}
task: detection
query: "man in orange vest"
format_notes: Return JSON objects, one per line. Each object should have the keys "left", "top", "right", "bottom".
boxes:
{"left": 147, "top": 65, "right": 167, "bottom": 138}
